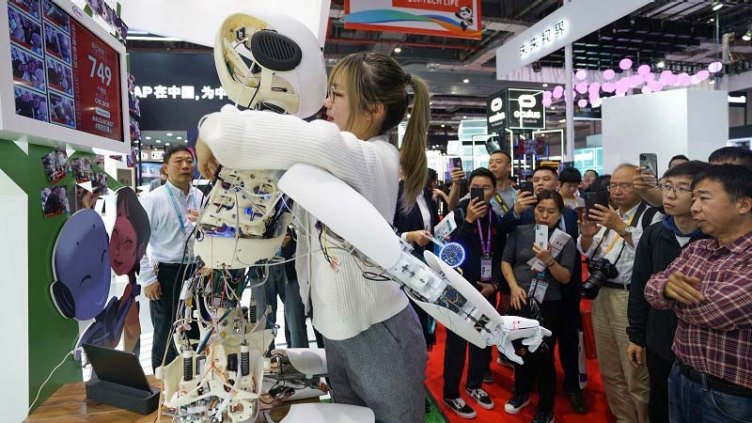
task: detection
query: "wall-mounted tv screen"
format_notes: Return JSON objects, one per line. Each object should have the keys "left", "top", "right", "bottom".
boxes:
{"left": 0, "top": 0, "right": 129, "bottom": 153}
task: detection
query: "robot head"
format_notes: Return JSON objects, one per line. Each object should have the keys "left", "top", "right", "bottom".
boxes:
{"left": 457, "top": 6, "right": 473, "bottom": 19}
{"left": 50, "top": 209, "right": 111, "bottom": 320}
{"left": 214, "top": 12, "right": 327, "bottom": 118}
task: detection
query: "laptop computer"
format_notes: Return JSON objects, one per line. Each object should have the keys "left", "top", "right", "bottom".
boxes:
{"left": 82, "top": 343, "right": 159, "bottom": 414}
{"left": 83, "top": 343, "right": 151, "bottom": 391}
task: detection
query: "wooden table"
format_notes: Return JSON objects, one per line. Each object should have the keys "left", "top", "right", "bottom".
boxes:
{"left": 25, "top": 376, "right": 301, "bottom": 422}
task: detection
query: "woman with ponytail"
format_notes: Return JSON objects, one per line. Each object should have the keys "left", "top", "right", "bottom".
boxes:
{"left": 197, "top": 52, "right": 431, "bottom": 422}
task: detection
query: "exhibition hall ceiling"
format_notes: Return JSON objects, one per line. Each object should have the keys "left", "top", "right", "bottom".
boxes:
{"left": 126, "top": 0, "right": 752, "bottom": 135}
{"left": 139, "top": 130, "right": 188, "bottom": 148}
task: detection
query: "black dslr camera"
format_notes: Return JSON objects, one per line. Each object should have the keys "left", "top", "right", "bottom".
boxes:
{"left": 581, "top": 258, "right": 619, "bottom": 299}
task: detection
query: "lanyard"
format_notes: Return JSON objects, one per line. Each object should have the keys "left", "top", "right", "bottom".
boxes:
{"left": 476, "top": 212, "right": 492, "bottom": 256}
{"left": 601, "top": 213, "right": 635, "bottom": 255}
{"left": 166, "top": 184, "right": 191, "bottom": 234}
{"left": 494, "top": 192, "right": 510, "bottom": 213}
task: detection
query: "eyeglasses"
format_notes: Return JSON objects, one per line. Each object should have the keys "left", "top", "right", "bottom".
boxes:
{"left": 657, "top": 183, "right": 692, "bottom": 195}
{"left": 607, "top": 183, "right": 634, "bottom": 192}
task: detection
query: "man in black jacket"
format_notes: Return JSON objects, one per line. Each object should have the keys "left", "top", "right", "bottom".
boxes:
{"left": 627, "top": 161, "right": 710, "bottom": 423}
{"left": 442, "top": 167, "right": 517, "bottom": 419}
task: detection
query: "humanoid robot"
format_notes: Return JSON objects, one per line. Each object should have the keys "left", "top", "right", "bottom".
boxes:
{"left": 155, "top": 11, "right": 551, "bottom": 423}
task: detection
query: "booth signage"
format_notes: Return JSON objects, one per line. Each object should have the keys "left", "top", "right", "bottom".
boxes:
{"left": 495, "top": 0, "right": 653, "bottom": 78}
{"left": 487, "top": 88, "right": 546, "bottom": 132}
{"left": 520, "top": 20, "right": 567, "bottom": 60}
{"left": 486, "top": 89, "right": 507, "bottom": 133}
{"left": 133, "top": 85, "right": 227, "bottom": 101}
{"left": 508, "top": 89, "right": 545, "bottom": 130}
{"left": 129, "top": 52, "right": 230, "bottom": 130}
{"left": 344, "top": 0, "right": 482, "bottom": 40}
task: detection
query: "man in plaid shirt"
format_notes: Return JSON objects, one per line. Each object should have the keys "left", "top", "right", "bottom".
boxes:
{"left": 645, "top": 164, "right": 752, "bottom": 423}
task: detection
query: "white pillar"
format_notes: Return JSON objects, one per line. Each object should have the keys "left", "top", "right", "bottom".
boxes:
{"left": 565, "top": 43, "right": 575, "bottom": 162}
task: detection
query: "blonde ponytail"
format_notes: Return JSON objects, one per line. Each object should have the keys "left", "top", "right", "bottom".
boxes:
{"left": 328, "top": 53, "right": 431, "bottom": 214}
{"left": 400, "top": 76, "right": 429, "bottom": 213}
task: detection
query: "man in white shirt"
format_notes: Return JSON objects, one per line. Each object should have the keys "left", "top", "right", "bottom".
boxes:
{"left": 138, "top": 146, "right": 203, "bottom": 371}
{"left": 578, "top": 164, "right": 662, "bottom": 423}
{"left": 447, "top": 151, "right": 517, "bottom": 216}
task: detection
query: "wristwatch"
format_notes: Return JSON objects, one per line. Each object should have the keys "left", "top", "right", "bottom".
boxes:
{"left": 618, "top": 226, "right": 634, "bottom": 238}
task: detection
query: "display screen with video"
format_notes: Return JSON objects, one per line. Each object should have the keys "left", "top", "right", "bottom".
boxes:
{"left": 8, "top": 0, "right": 123, "bottom": 142}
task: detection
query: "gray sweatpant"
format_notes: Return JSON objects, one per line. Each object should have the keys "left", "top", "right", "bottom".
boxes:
{"left": 324, "top": 305, "right": 427, "bottom": 423}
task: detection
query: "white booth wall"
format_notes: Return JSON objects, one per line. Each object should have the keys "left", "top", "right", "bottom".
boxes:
{"left": 0, "top": 169, "right": 28, "bottom": 422}
{"left": 602, "top": 89, "right": 728, "bottom": 176}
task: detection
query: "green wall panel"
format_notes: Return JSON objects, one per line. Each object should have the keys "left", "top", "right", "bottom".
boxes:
{"left": 0, "top": 139, "right": 122, "bottom": 411}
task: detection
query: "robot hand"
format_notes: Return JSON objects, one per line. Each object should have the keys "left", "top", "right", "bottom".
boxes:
{"left": 497, "top": 316, "right": 553, "bottom": 365}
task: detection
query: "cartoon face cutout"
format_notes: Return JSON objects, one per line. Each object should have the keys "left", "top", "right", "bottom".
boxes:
{"left": 50, "top": 209, "right": 111, "bottom": 320}
{"left": 458, "top": 6, "right": 472, "bottom": 19}
{"left": 110, "top": 187, "right": 150, "bottom": 276}
{"left": 111, "top": 211, "right": 138, "bottom": 274}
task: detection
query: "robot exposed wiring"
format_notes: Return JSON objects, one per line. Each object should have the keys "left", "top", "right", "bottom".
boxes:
{"left": 155, "top": 10, "right": 551, "bottom": 423}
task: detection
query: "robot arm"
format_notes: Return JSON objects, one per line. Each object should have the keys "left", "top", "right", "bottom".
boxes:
{"left": 278, "top": 163, "right": 552, "bottom": 365}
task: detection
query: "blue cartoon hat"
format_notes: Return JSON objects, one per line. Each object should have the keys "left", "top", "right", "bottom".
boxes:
{"left": 50, "top": 209, "right": 111, "bottom": 320}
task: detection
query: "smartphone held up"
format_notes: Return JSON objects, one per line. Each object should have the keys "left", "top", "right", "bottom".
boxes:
{"left": 639, "top": 153, "right": 658, "bottom": 177}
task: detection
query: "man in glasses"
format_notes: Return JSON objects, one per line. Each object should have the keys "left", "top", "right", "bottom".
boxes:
{"left": 627, "top": 161, "right": 710, "bottom": 423}
{"left": 578, "top": 164, "right": 663, "bottom": 423}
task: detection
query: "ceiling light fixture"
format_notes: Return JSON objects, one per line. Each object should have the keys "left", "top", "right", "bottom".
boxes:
{"left": 462, "top": 78, "right": 469, "bottom": 84}
{"left": 441, "top": 124, "right": 446, "bottom": 128}
{"left": 393, "top": 46, "right": 402, "bottom": 54}
{"left": 542, "top": 83, "right": 548, "bottom": 88}
{"left": 166, "top": 132, "right": 173, "bottom": 136}
{"left": 743, "top": 31, "right": 752, "bottom": 42}
{"left": 145, "top": 136, "right": 151, "bottom": 140}
{"left": 712, "top": 1, "right": 723, "bottom": 11}
{"left": 657, "top": 60, "right": 666, "bottom": 68}
{"left": 165, "top": 142, "right": 171, "bottom": 146}
{"left": 462, "top": 115, "right": 467, "bottom": 119}
{"left": 176, "top": 136, "right": 183, "bottom": 140}
{"left": 156, "top": 139, "right": 162, "bottom": 143}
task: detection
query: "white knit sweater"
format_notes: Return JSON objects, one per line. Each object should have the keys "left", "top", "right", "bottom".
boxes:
{"left": 199, "top": 106, "right": 408, "bottom": 340}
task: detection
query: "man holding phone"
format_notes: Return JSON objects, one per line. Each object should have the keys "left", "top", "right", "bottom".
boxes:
{"left": 447, "top": 151, "right": 519, "bottom": 216}
{"left": 487, "top": 150, "right": 517, "bottom": 217}
{"left": 578, "top": 164, "right": 663, "bottom": 423}
{"left": 634, "top": 153, "right": 663, "bottom": 207}
{"left": 442, "top": 167, "right": 517, "bottom": 418}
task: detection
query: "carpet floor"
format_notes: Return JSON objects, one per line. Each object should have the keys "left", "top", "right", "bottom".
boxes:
{"left": 424, "top": 311, "right": 615, "bottom": 422}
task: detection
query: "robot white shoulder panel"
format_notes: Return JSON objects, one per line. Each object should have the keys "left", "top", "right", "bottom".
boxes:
{"left": 279, "top": 163, "right": 402, "bottom": 268}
